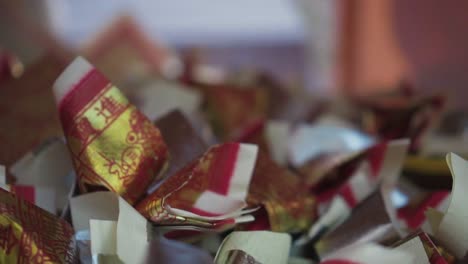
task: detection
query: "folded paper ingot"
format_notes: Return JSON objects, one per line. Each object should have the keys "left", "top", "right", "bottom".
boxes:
{"left": 137, "top": 143, "right": 258, "bottom": 229}
{"left": 0, "top": 54, "right": 65, "bottom": 166}
{"left": 53, "top": 57, "right": 168, "bottom": 204}
{"left": 297, "top": 152, "right": 364, "bottom": 191}
{"left": 215, "top": 231, "right": 291, "bottom": 264}
{"left": 358, "top": 93, "right": 445, "bottom": 152}
{"left": 0, "top": 188, "right": 76, "bottom": 263}
{"left": 246, "top": 152, "right": 316, "bottom": 232}
{"left": 316, "top": 192, "right": 400, "bottom": 257}
{"left": 393, "top": 232, "right": 449, "bottom": 264}
{"left": 320, "top": 243, "right": 413, "bottom": 264}
{"left": 10, "top": 138, "right": 75, "bottom": 214}
{"left": 152, "top": 110, "right": 208, "bottom": 185}
{"left": 397, "top": 190, "right": 450, "bottom": 230}
{"left": 308, "top": 140, "right": 408, "bottom": 208}
{"left": 431, "top": 153, "right": 468, "bottom": 259}
{"left": 202, "top": 84, "right": 268, "bottom": 140}
{"left": 83, "top": 15, "right": 179, "bottom": 84}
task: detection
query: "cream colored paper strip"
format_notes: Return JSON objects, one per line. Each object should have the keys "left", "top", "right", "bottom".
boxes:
{"left": 432, "top": 153, "right": 468, "bottom": 258}
{"left": 215, "top": 231, "right": 291, "bottom": 264}
{"left": 322, "top": 243, "right": 415, "bottom": 264}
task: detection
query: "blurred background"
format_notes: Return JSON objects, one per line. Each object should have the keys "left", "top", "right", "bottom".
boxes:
{"left": 1, "top": 0, "right": 468, "bottom": 105}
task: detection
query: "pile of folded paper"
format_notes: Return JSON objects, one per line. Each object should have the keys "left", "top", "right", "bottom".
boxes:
{"left": 1, "top": 16, "right": 467, "bottom": 264}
